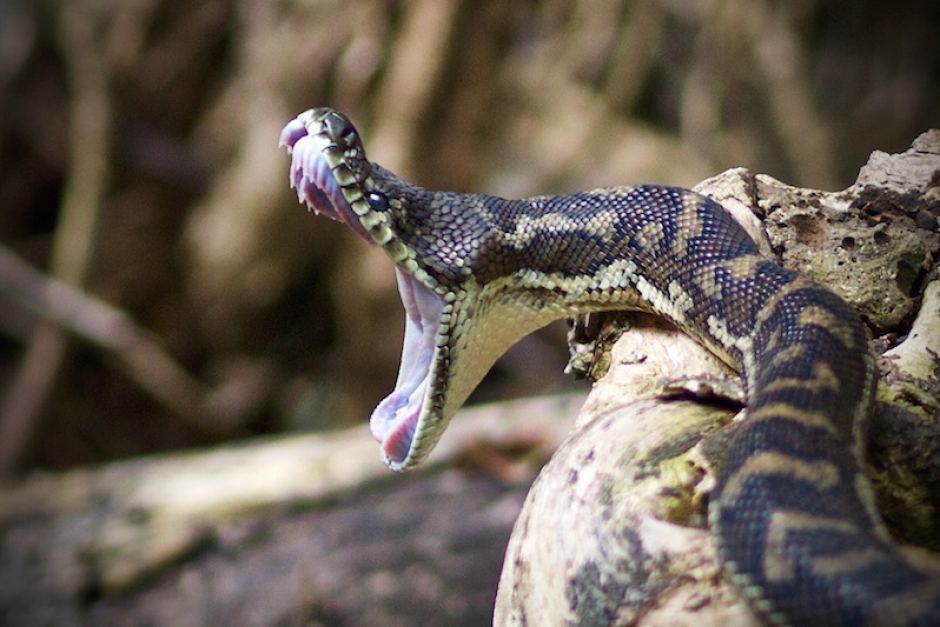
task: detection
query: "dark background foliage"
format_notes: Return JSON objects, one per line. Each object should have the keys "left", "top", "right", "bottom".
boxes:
{"left": 1, "top": 0, "right": 938, "bottom": 475}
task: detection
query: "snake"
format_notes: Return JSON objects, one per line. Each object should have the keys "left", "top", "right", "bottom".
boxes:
{"left": 278, "top": 107, "right": 940, "bottom": 625}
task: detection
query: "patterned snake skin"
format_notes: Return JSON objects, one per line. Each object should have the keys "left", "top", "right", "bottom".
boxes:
{"left": 279, "top": 108, "right": 940, "bottom": 625}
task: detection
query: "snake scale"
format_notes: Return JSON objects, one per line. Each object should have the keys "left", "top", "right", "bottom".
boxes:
{"left": 279, "top": 108, "right": 940, "bottom": 625}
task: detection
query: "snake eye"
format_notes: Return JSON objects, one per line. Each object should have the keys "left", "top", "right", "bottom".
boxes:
{"left": 367, "top": 191, "right": 389, "bottom": 212}
{"left": 324, "top": 111, "right": 357, "bottom": 147}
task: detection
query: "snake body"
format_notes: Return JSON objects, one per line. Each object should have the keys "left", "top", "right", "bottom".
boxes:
{"left": 279, "top": 108, "right": 940, "bottom": 625}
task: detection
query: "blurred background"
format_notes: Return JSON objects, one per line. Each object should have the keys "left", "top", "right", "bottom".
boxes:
{"left": 1, "top": 0, "right": 938, "bottom": 476}
{"left": 1, "top": 1, "right": 939, "bottom": 624}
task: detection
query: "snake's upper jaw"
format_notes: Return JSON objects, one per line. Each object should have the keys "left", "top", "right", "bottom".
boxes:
{"left": 369, "top": 267, "right": 448, "bottom": 470}
{"left": 279, "top": 113, "right": 373, "bottom": 242}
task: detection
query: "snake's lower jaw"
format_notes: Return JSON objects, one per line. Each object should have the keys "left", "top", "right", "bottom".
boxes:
{"left": 370, "top": 267, "right": 448, "bottom": 470}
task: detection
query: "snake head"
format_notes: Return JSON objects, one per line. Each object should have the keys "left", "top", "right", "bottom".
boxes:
{"left": 279, "top": 108, "right": 386, "bottom": 243}
{"left": 281, "top": 108, "right": 464, "bottom": 471}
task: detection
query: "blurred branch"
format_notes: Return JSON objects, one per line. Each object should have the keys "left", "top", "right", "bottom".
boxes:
{"left": 0, "top": 246, "right": 215, "bottom": 443}
{"left": 605, "top": 0, "right": 665, "bottom": 112}
{"left": 368, "top": 0, "right": 461, "bottom": 175}
{"left": 747, "top": 0, "right": 836, "bottom": 190}
{"left": 0, "top": 393, "right": 583, "bottom": 624}
{"left": 0, "top": 5, "right": 112, "bottom": 476}
{"left": 51, "top": 7, "right": 111, "bottom": 287}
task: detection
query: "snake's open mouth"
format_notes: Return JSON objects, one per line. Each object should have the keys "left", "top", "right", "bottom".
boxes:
{"left": 370, "top": 267, "right": 446, "bottom": 468}
{"left": 281, "top": 113, "right": 447, "bottom": 469}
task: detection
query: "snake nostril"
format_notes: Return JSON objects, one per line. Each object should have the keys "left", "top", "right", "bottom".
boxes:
{"left": 324, "top": 111, "right": 356, "bottom": 146}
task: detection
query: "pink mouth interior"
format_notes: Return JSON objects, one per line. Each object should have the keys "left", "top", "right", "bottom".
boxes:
{"left": 370, "top": 267, "right": 444, "bottom": 466}
{"left": 279, "top": 118, "right": 372, "bottom": 242}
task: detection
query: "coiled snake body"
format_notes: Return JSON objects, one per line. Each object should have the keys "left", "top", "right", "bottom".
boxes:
{"left": 279, "top": 108, "right": 940, "bottom": 625}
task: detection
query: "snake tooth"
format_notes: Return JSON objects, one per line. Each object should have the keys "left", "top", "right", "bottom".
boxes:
{"left": 281, "top": 108, "right": 940, "bottom": 626}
